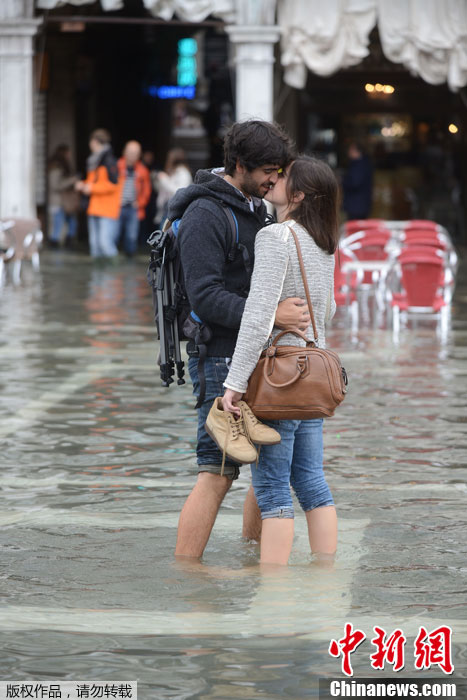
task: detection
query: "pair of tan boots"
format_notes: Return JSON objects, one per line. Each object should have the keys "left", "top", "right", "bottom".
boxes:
{"left": 205, "top": 397, "right": 281, "bottom": 474}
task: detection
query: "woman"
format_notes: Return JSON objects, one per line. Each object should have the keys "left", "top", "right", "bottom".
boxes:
{"left": 154, "top": 148, "right": 192, "bottom": 226}
{"left": 47, "top": 144, "right": 79, "bottom": 247}
{"left": 222, "top": 156, "right": 339, "bottom": 565}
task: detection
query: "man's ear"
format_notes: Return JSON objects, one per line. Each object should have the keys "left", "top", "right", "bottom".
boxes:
{"left": 235, "top": 159, "right": 246, "bottom": 175}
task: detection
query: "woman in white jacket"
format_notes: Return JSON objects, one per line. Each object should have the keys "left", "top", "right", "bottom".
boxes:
{"left": 154, "top": 148, "right": 192, "bottom": 225}
{"left": 222, "top": 156, "right": 339, "bottom": 565}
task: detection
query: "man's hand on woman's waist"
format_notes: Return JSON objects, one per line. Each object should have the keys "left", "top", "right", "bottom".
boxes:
{"left": 274, "top": 297, "right": 311, "bottom": 331}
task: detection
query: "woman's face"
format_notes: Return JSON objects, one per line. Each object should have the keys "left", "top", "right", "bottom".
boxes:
{"left": 264, "top": 166, "right": 289, "bottom": 207}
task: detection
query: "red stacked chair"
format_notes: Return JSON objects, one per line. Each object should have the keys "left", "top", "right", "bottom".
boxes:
{"left": 344, "top": 230, "right": 391, "bottom": 285}
{"left": 402, "top": 229, "right": 447, "bottom": 250}
{"left": 389, "top": 247, "right": 449, "bottom": 338}
{"left": 395, "top": 248, "right": 444, "bottom": 308}
{"left": 333, "top": 247, "right": 361, "bottom": 329}
{"left": 344, "top": 219, "right": 385, "bottom": 236}
{"left": 399, "top": 228, "right": 457, "bottom": 300}
{"left": 403, "top": 219, "right": 439, "bottom": 232}
{"left": 334, "top": 248, "right": 360, "bottom": 306}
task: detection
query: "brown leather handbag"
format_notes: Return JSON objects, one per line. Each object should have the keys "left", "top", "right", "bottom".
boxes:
{"left": 243, "top": 227, "right": 348, "bottom": 420}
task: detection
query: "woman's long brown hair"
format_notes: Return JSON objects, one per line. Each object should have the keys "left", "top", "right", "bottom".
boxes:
{"left": 286, "top": 155, "right": 340, "bottom": 255}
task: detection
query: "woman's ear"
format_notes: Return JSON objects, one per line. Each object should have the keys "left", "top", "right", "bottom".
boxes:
{"left": 292, "top": 190, "right": 305, "bottom": 204}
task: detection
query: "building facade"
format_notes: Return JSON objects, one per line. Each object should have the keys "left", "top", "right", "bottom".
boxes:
{"left": 1, "top": 0, "right": 466, "bottom": 237}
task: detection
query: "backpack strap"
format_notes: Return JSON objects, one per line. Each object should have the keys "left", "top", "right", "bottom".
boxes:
{"left": 202, "top": 198, "right": 241, "bottom": 263}
{"left": 213, "top": 200, "right": 253, "bottom": 287}
{"left": 222, "top": 205, "right": 239, "bottom": 261}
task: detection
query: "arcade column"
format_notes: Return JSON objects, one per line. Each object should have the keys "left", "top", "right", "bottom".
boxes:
{"left": 0, "top": 1, "right": 41, "bottom": 218}
{"left": 225, "top": 24, "right": 281, "bottom": 122}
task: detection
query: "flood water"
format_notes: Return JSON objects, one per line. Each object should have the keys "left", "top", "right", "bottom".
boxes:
{"left": 1, "top": 250, "right": 466, "bottom": 698}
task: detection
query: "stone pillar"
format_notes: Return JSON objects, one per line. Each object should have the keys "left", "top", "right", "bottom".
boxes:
{"left": 225, "top": 24, "right": 281, "bottom": 122}
{"left": 0, "top": 1, "right": 41, "bottom": 218}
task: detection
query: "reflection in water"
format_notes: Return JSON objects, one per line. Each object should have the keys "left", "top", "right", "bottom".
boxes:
{"left": 0, "top": 251, "right": 466, "bottom": 696}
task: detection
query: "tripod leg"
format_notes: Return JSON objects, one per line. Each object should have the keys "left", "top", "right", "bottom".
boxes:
{"left": 161, "top": 261, "right": 175, "bottom": 385}
{"left": 168, "top": 259, "right": 185, "bottom": 385}
{"left": 156, "top": 281, "right": 171, "bottom": 386}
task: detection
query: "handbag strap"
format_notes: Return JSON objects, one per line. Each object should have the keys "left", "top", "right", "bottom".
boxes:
{"left": 287, "top": 225, "right": 319, "bottom": 342}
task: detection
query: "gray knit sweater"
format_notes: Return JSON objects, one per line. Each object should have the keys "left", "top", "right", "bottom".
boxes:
{"left": 224, "top": 219, "right": 336, "bottom": 394}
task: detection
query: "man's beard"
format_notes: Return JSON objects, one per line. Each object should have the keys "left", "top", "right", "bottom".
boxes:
{"left": 240, "top": 171, "right": 269, "bottom": 199}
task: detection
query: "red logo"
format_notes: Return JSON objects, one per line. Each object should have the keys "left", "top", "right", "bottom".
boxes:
{"left": 329, "top": 623, "right": 367, "bottom": 677}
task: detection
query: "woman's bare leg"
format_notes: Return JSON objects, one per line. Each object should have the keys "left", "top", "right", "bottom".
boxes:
{"left": 260, "top": 518, "right": 294, "bottom": 565}
{"left": 305, "top": 505, "right": 337, "bottom": 554}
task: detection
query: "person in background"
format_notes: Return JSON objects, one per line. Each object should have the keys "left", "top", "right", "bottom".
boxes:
{"left": 140, "top": 150, "right": 158, "bottom": 246}
{"left": 154, "top": 148, "right": 193, "bottom": 226}
{"left": 342, "top": 140, "right": 373, "bottom": 221}
{"left": 47, "top": 144, "right": 79, "bottom": 249}
{"left": 75, "top": 129, "right": 120, "bottom": 260}
{"left": 117, "top": 141, "right": 151, "bottom": 257}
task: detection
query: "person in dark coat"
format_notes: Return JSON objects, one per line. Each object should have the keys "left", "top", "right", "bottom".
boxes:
{"left": 342, "top": 141, "right": 373, "bottom": 220}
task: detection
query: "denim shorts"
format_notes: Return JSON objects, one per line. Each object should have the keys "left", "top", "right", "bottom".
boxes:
{"left": 188, "top": 356, "right": 240, "bottom": 480}
{"left": 251, "top": 418, "right": 334, "bottom": 519}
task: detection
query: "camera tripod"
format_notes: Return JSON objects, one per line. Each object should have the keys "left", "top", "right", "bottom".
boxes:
{"left": 147, "top": 229, "right": 185, "bottom": 387}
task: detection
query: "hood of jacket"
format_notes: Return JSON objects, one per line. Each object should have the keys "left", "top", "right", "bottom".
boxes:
{"left": 167, "top": 168, "right": 265, "bottom": 221}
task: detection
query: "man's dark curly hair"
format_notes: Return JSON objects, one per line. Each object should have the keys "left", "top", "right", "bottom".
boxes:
{"left": 223, "top": 120, "right": 296, "bottom": 175}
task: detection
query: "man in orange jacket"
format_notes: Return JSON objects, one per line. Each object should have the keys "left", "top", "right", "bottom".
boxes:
{"left": 117, "top": 141, "right": 151, "bottom": 257}
{"left": 75, "top": 128, "right": 121, "bottom": 259}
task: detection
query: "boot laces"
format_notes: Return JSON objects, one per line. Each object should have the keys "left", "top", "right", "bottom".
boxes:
{"left": 229, "top": 415, "right": 246, "bottom": 440}
{"left": 221, "top": 415, "right": 250, "bottom": 476}
{"left": 242, "top": 403, "right": 259, "bottom": 425}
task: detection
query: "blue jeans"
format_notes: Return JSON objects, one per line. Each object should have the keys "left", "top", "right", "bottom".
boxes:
{"left": 118, "top": 204, "right": 140, "bottom": 255}
{"left": 188, "top": 356, "right": 240, "bottom": 480}
{"left": 50, "top": 207, "right": 77, "bottom": 242}
{"left": 251, "top": 419, "right": 334, "bottom": 519}
{"left": 87, "top": 215, "right": 119, "bottom": 258}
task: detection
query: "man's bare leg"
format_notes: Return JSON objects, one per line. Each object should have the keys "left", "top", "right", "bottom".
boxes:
{"left": 175, "top": 471, "right": 232, "bottom": 558}
{"left": 242, "top": 485, "right": 262, "bottom": 541}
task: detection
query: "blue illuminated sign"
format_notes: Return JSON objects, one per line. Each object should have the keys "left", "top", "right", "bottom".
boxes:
{"left": 177, "top": 38, "right": 197, "bottom": 87}
{"left": 147, "top": 85, "right": 196, "bottom": 100}
{"left": 145, "top": 37, "right": 198, "bottom": 100}
{"left": 178, "top": 38, "right": 197, "bottom": 57}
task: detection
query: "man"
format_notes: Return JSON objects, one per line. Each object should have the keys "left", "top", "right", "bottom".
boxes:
{"left": 117, "top": 140, "right": 151, "bottom": 256}
{"left": 342, "top": 141, "right": 373, "bottom": 221}
{"left": 75, "top": 128, "right": 120, "bottom": 259}
{"left": 168, "top": 120, "right": 311, "bottom": 558}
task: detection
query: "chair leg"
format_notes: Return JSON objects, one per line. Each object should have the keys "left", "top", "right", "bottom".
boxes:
{"left": 392, "top": 306, "right": 400, "bottom": 342}
{"left": 360, "top": 288, "right": 371, "bottom": 324}
{"left": 0, "top": 259, "right": 4, "bottom": 287}
{"left": 374, "top": 276, "right": 386, "bottom": 311}
{"left": 12, "top": 259, "right": 21, "bottom": 285}
{"left": 31, "top": 251, "right": 40, "bottom": 270}
{"left": 350, "top": 300, "right": 359, "bottom": 335}
{"left": 439, "top": 305, "right": 449, "bottom": 343}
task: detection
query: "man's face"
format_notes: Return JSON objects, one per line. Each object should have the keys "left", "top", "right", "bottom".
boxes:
{"left": 124, "top": 143, "right": 141, "bottom": 166}
{"left": 239, "top": 164, "right": 282, "bottom": 199}
{"left": 348, "top": 144, "right": 360, "bottom": 160}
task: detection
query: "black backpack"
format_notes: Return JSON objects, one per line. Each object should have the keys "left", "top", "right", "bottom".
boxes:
{"left": 148, "top": 200, "right": 249, "bottom": 406}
